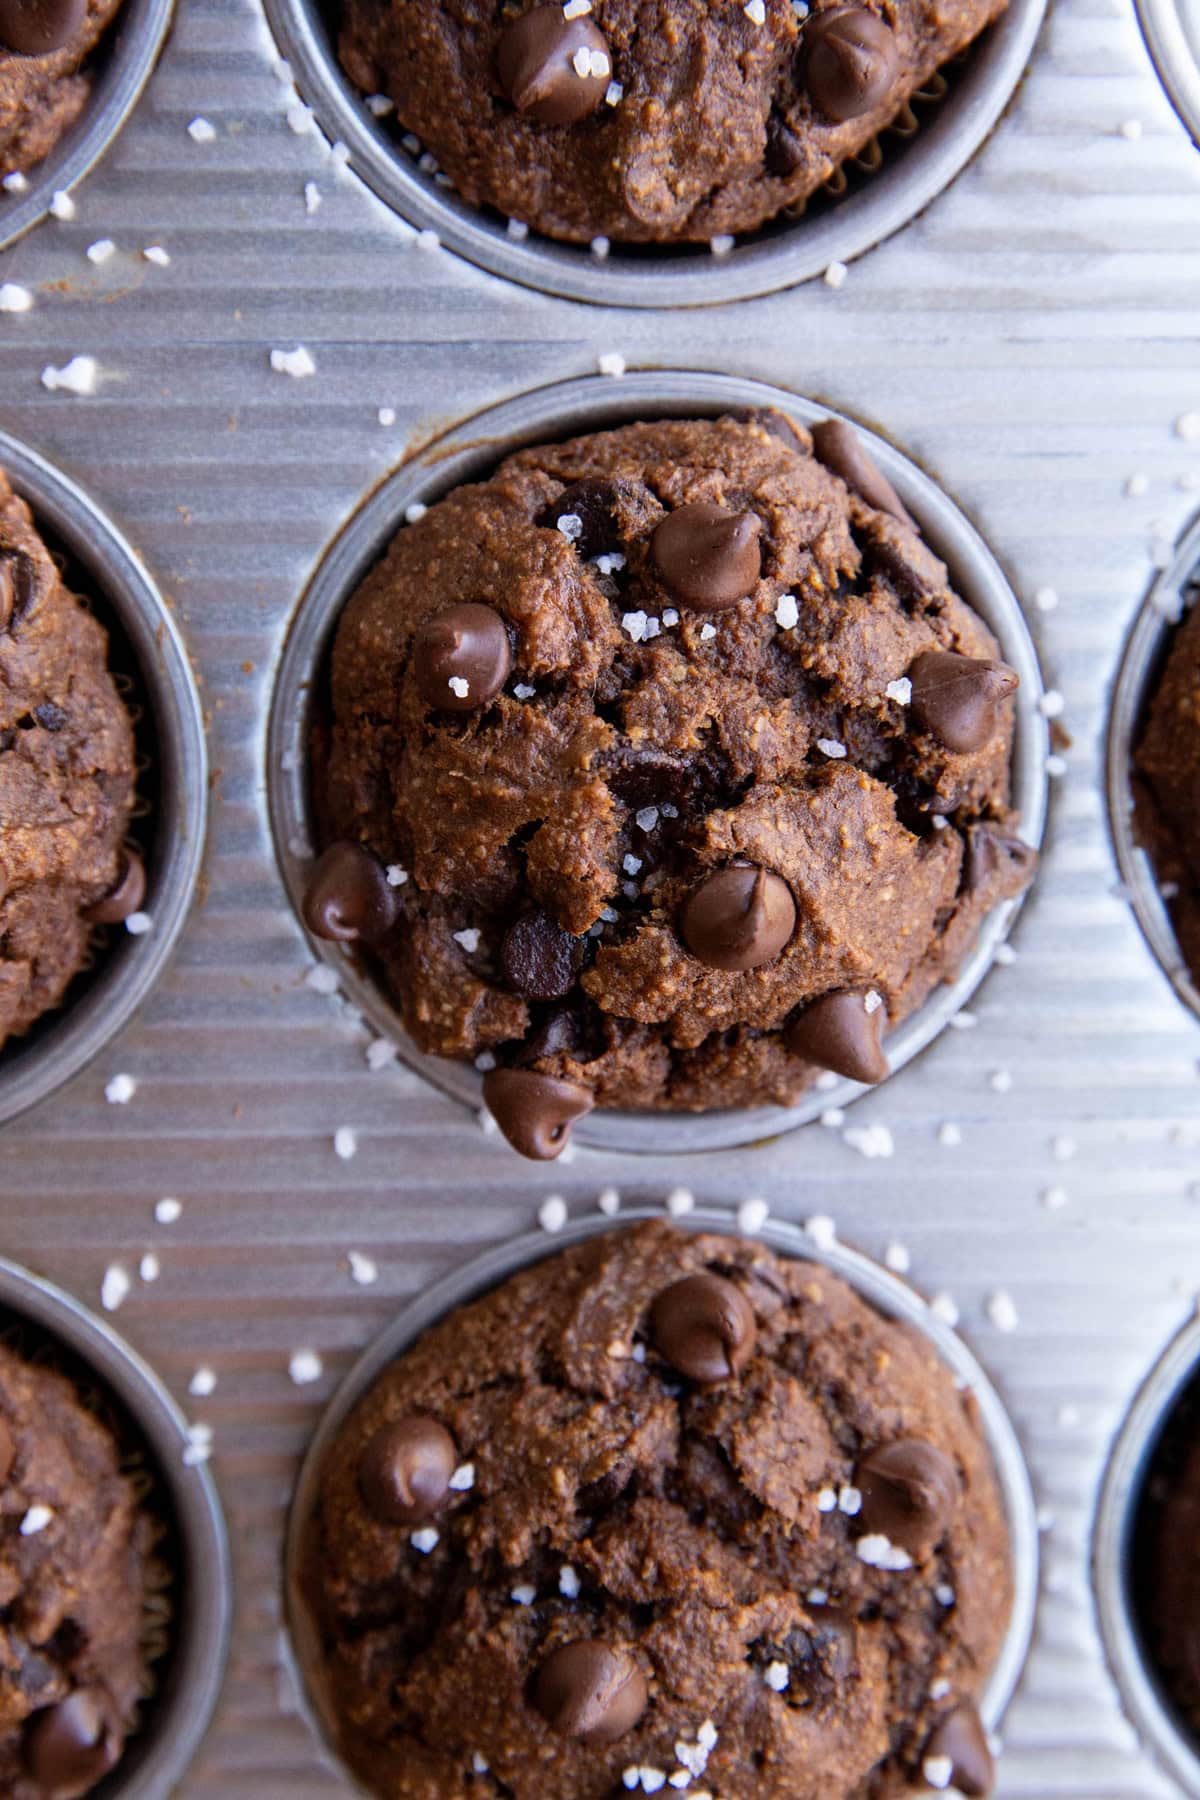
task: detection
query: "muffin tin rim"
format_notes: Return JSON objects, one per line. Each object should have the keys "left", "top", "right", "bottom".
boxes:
{"left": 0, "top": 427, "right": 209, "bottom": 1128}
{"left": 1106, "top": 510, "right": 1200, "bottom": 1029}
{"left": 266, "top": 367, "right": 1049, "bottom": 1155}
{"left": 283, "top": 1203, "right": 1041, "bottom": 1794}
{"left": 1135, "top": 0, "right": 1200, "bottom": 149}
{"left": 0, "top": 1251, "right": 233, "bottom": 1799}
{"left": 258, "top": 0, "right": 1048, "bottom": 309}
{"left": 0, "top": 0, "right": 176, "bottom": 252}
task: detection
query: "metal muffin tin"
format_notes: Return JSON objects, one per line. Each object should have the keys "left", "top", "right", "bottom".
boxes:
{"left": 284, "top": 1206, "right": 1040, "bottom": 1794}
{"left": 260, "top": 0, "right": 1047, "bottom": 306}
{"left": 0, "top": 0, "right": 175, "bottom": 251}
{"left": 1107, "top": 512, "right": 1200, "bottom": 1027}
{"left": 268, "top": 368, "right": 1048, "bottom": 1155}
{"left": 0, "top": 1254, "right": 231, "bottom": 1797}
{"left": 0, "top": 0, "right": 1196, "bottom": 1791}
{"left": 0, "top": 431, "right": 208, "bottom": 1128}
{"left": 1138, "top": 0, "right": 1200, "bottom": 147}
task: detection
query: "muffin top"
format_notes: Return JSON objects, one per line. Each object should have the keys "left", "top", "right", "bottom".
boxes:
{"left": 339, "top": 0, "right": 1009, "bottom": 244}
{"left": 0, "top": 0, "right": 128, "bottom": 178}
{"left": 0, "top": 471, "right": 139, "bottom": 1053}
{"left": 0, "top": 1340, "right": 155, "bottom": 1799}
{"left": 1135, "top": 597, "right": 1200, "bottom": 991}
{"left": 305, "top": 1220, "right": 1012, "bottom": 1800}
{"left": 313, "top": 409, "right": 1033, "bottom": 1155}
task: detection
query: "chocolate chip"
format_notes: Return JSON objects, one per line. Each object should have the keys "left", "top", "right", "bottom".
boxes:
{"left": 413, "top": 602, "right": 512, "bottom": 712}
{"left": 32, "top": 701, "right": 66, "bottom": 732}
{"left": 533, "top": 1641, "right": 647, "bottom": 1745}
{"left": 908, "top": 650, "right": 1019, "bottom": 755}
{"left": 680, "top": 866, "right": 796, "bottom": 971}
{"left": 785, "top": 989, "right": 888, "bottom": 1084}
{"left": 651, "top": 502, "right": 762, "bottom": 611}
{"left": 733, "top": 407, "right": 807, "bottom": 452}
{"left": 651, "top": 1272, "right": 757, "bottom": 1383}
{"left": 856, "top": 1438, "right": 958, "bottom": 1555}
{"left": 962, "top": 824, "right": 1037, "bottom": 897}
{"left": 0, "top": 550, "right": 36, "bottom": 634}
{"left": 23, "top": 1691, "right": 121, "bottom": 1797}
{"left": 535, "top": 479, "right": 621, "bottom": 561}
{"left": 0, "top": 1417, "right": 14, "bottom": 1486}
{"left": 481, "top": 1067, "right": 594, "bottom": 1160}
{"left": 83, "top": 852, "right": 146, "bottom": 925}
{"left": 302, "top": 842, "right": 399, "bottom": 944}
{"left": 359, "top": 1416, "right": 458, "bottom": 1525}
{"left": 496, "top": 6, "right": 611, "bottom": 125}
{"left": 501, "top": 911, "right": 583, "bottom": 1000}
{"left": 0, "top": 0, "right": 85, "bottom": 55}
{"left": 810, "top": 419, "right": 914, "bottom": 528}
{"left": 765, "top": 113, "right": 805, "bottom": 177}
{"left": 801, "top": 7, "right": 899, "bottom": 122}
{"left": 924, "top": 1701, "right": 995, "bottom": 1797}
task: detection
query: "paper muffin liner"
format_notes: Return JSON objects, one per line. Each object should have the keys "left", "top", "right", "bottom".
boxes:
{"left": 0, "top": 431, "right": 208, "bottom": 1130}
{"left": 267, "top": 368, "right": 1049, "bottom": 1156}
{"left": 0, "top": 0, "right": 174, "bottom": 252}
{"left": 283, "top": 1204, "right": 1040, "bottom": 1797}
{"left": 259, "top": 0, "right": 1046, "bottom": 306}
{"left": 1094, "top": 1311, "right": 1200, "bottom": 1797}
{"left": 0, "top": 1256, "right": 230, "bottom": 1798}
{"left": 1107, "top": 510, "right": 1200, "bottom": 1026}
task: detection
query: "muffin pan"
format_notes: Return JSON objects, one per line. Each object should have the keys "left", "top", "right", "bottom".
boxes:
{"left": 0, "top": 1255, "right": 231, "bottom": 1797}
{"left": 260, "top": 0, "right": 1046, "bottom": 306}
{"left": 0, "top": 0, "right": 1196, "bottom": 1792}
{"left": 0, "top": 431, "right": 207, "bottom": 1128}
{"left": 1138, "top": 0, "right": 1200, "bottom": 147}
{"left": 268, "top": 369, "right": 1048, "bottom": 1155}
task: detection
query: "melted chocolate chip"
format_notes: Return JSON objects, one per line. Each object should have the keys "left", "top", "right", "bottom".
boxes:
{"left": 0, "top": 550, "right": 37, "bottom": 633}
{"left": 651, "top": 1272, "right": 757, "bottom": 1383}
{"left": 924, "top": 1701, "right": 995, "bottom": 1797}
{"left": 908, "top": 650, "right": 1019, "bottom": 755}
{"left": 785, "top": 989, "right": 888, "bottom": 1084}
{"left": 413, "top": 602, "right": 512, "bottom": 712}
{"left": 302, "top": 842, "right": 399, "bottom": 944}
{"left": 496, "top": 6, "right": 611, "bottom": 125}
{"left": 801, "top": 7, "right": 899, "bottom": 122}
{"left": 765, "top": 113, "right": 805, "bottom": 177}
{"left": 359, "top": 1416, "right": 458, "bottom": 1525}
{"left": 857, "top": 1438, "right": 958, "bottom": 1555}
{"left": 810, "top": 419, "right": 914, "bottom": 527}
{"left": 481, "top": 1067, "right": 594, "bottom": 1160}
{"left": 83, "top": 852, "right": 146, "bottom": 925}
{"left": 535, "top": 479, "right": 621, "bottom": 561}
{"left": 651, "top": 502, "right": 762, "bottom": 611}
{"left": 0, "top": 1416, "right": 14, "bottom": 1486}
{"left": 680, "top": 866, "right": 796, "bottom": 972}
{"left": 0, "top": 0, "right": 85, "bottom": 55}
{"left": 533, "top": 1641, "right": 647, "bottom": 1745}
{"left": 32, "top": 701, "right": 66, "bottom": 732}
{"left": 23, "top": 1691, "right": 121, "bottom": 1798}
{"left": 962, "top": 824, "right": 1038, "bottom": 897}
{"left": 501, "top": 911, "right": 583, "bottom": 1000}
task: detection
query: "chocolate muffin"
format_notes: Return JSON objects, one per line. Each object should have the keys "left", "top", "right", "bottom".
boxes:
{"left": 309, "top": 410, "right": 1034, "bottom": 1157}
{"left": 1135, "top": 597, "right": 1200, "bottom": 993}
{"left": 0, "top": 471, "right": 141, "bottom": 1054}
{"left": 1134, "top": 1367, "right": 1200, "bottom": 1749}
{"left": 302, "top": 1220, "right": 1013, "bottom": 1800}
{"left": 0, "top": 1340, "right": 156, "bottom": 1798}
{"left": 338, "top": 0, "right": 1009, "bottom": 245}
{"left": 0, "top": 0, "right": 128, "bottom": 178}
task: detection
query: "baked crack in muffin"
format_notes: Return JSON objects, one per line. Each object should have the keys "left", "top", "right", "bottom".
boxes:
{"left": 1134, "top": 597, "right": 1200, "bottom": 994}
{"left": 0, "top": 0, "right": 128, "bottom": 178}
{"left": 0, "top": 1341, "right": 155, "bottom": 1798}
{"left": 308, "top": 409, "right": 1035, "bottom": 1157}
{"left": 338, "top": 0, "right": 1010, "bottom": 244}
{"left": 0, "top": 470, "right": 142, "bottom": 1053}
{"left": 302, "top": 1221, "right": 1013, "bottom": 1799}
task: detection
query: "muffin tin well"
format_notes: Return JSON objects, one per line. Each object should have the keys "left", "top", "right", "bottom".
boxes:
{"left": 1138, "top": 0, "right": 1200, "bottom": 147}
{"left": 258, "top": 0, "right": 1047, "bottom": 307}
{"left": 0, "top": 1255, "right": 231, "bottom": 1797}
{"left": 267, "top": 368, "right": 1049, "bottom": 1156}
{"left": 0, "top": 432, "right": 207, "bottom": 1128}
{"left": 284, "top": 1206, "right": 1039, "bottom": 1793}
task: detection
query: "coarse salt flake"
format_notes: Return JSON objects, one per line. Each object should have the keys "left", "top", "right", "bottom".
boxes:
{"left": 737, "top": 1196, "right": 769, "bottom": 1234}
{"left": 1034, "top": 585, "right": 1059, "bottom": 612}
{"left": 885, "top": 1241, "right": 911, "bottom": 1273}
{"left": 448, "top": 675, "right": 470, "bottom": 698}
{"left": 187, "top": 117, "right": 216, "bottom": 143}
{"left": 348, "top": 1250, "right": 378, "bottom": 1284}
{"left": 930, "top": 1292, "right": 959, "bottom": 1327}
{"left": 506, "top": 217, "right": 529, "bottom": 239}
{"left": 856, "top": 1533, "right": 913, "bottom": 1570}
{"left": 598, "top": 1186, "right": 621, "bottom": 1216}
{"left": 556, "top": 511, "right": 584, "bottom": 540}
{"left": 0, "top": 283, "right": 33, "bottom": 312}
{"left": 636, "top": 806, "right": 659, "bottom": 831}
{"left": 605, "top": 79, "right": 623, "bottom": 105}
{"left": 449, "top": 1462, "right": 476, "bottom": 1491}
{"left": 105, "top": 1072, "right": 136, "bottom": 1105}
{"left": 156, "top": 1197, "right": 182, "bottom": 1224}
{"left": 666, "top": 1186, "right": 694, "bottom": 1217}
{"left": 763, "top": 1661, "right": 789, "bottom": 1691}
{"left": 125, "top": 911, "right": 153, "bottom": 935}
{"left": 377, "top": 404, "right": 396, "bottom": 426}
{"left": 987, "top": 1289, "right": 1019, "bottom": 1332}
{"left": 539, "top": 1195, "right": 568, "bottom": 1234}
{"left": 938, "top": 1121, "right": 962, "bottom": 1148}
{"left": 1175, "top": 412, "right": 1200, "bottom": 442}
{"left": 1042, "top": 1184, "right": 1069, "bottom": 1211}
{"left": 775, "top": 592, "right": 799, "bottom": 629}
{"left": 1125, "top": 473, "right": 1149, "bottom": 497}
{"left": 559, "top": 1564, "right": 581, "bottom": 1597}
{"left": 411, "top": 1527, "right": 440, "bottom": 1553}
{"left": 817, "top": 737, "right": 847, "bottom": 759}
{"left": 623, "top": 853, "right": 642, "bottom": 875}
{"left": 101, "top": 1265, "right": 130, "bottom": 1311}
{"left": 990, "top": 1068, "right": 1013, "bottom": 1094}
{"left": 563, "top": 0, "right": 591, "bottom": 13}
{"left": 513, "top": 682, "right": 536, "bottom": 699}
{"left": 700, "top": 622, "right": 717, "bottom": 640}
{"left": 744, "top": 0, "right": 766, "bottom": 17}
{"left": 842, "top": 1123, "right": 894, "bottom": 1159}
{"left": 189, "top": 1367, "right": 217, "bottom": 1397}
{"left": 42, "top": 355, "right": 98, "bottom": 396}
{"left": 824, "top": 260, "right": 848, "bottom": 289}
{"left": 270, "top": 345, "right": 316, "bottom": 378}
{"left": 639, "top": 1772, "right": 666, "bottom": 1795}
{"left": 20, "top": 1505, "right": 53, "bottom": 1536}
{"left": 306, "top": 964, "right": 339, "bottom": 994}
{"left": 806, "top": 1214, "right": 837, "bottom": 1250}
{"left": 1118, "top": 117, "right": 1143, "bottom": 140}
{"left": 622, "top": 610, "right": 651, "bottom": 642}
{"left": 923, "top": 1755, "right": 955, "bottom": 1790}
{"left": 86, "top": 238, "right": 116, "bottom": 264}
{"left": 1039, "top": 688, "right": 1065, "bottom": 718}
{"left": 1, "top": 171, "right": 28, "bottom": 192}
{"left": 838, "top": 1485, "right": 862, "bottom": 1515}
{"left": 710, "top": 233, "right": 735, "bottom": 257}
{"left": 820, "top": 1108, "right": 845, "bottom": 1129}
{"left": 598, "top": 351, "right": 626, "bottom": 377}
{"left": 289, "top": 1348, "right": 323, "bottom": 1385}
{"left": 511, "top": 1583, "right": 537, "bottom": 1605}
{"left": 886, "top": 677, "right": 912, "bottom": 704}
{"left": 333, "top": 1126, "right": 358, "bottom": 1160}
{"left": 591, "top": 236, "right": 610, "bottom": 258}
{"left": 140, "top": 1252, "right": 160, "bottom": 1282}
{"left": 864, "top": 989, "right": 883, "bottom": 1014}
{"left": 817, "top": 1487, "right": 838, "bottom": 1512}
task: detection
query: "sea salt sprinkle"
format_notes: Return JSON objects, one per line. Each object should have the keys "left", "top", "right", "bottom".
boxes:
{"left": 805, "top": 1214, "right": 837, "bottom": 1250}
{"left": 453, "top": 927, "right": 481, "bottom": 952}
{"left": 289, "top": 1348, "right": 323, "bottom": 1386}
{"left": 42, "top": 356, "right": 98, "bottom": 396}
{"left": 987, "top": 1289, "right": 1019, "bottom": 1332}
{"left": 558, "top": 1564, "right": 581, "bottom": 1597}
{"left": 105, "top": 1072, "right": 136, "bottom": 1105}
{"left": 774, "top": 592, "right": 799, "bottom": 629}
{"left": 49, "top": 189, "right": 75, "bottom": 218}
{"left": 156, "top": 1197, "right": 182, "bottom": 1224}
{"left": 86, "top": 238, "right": 116, "bottom": 264}
{"left": 598, "top": 1186, "right": 621, "bottom": 1216}
{"left": 736, "top": 1196, "right": 769, "bottom": 1234}
{"left": 598, "top": 351, "right": 626, "bottom": 377}
{"left": 824, "top": 260, "right": 848, "bottom": 289}
{"left": 183, "top": 1423, "right": 213, "bottom": 1467}
{"left": 856, "top": 1533, "right": 913, "bottom": 1571}
{"left": 411, "top": 1527, "right": 440, "bottom": 1554}
{"left": 763, "top": 1660, "right": 789, "bottom": 1691}
{"left": 0, "top": 283, "right": 33, "bottom": 312}
{"left": 885, "top": 676, "right": 912, "bottom": 704}
{"left": 884, "top": 1240, "right": 911, "bottom": 1273}
{"left": 333, "top": 1126, "right": 358, "bottom": 1160}
{"left": 270, "top": 345, "right": 316, "bottom": 378}
{"left": 842, "top": 1122, "right": 894, "bottom": 1159}
{"left": 101, "top": 1265, "right": 131, "bottom": 1312}
{"left": 666, "top": 1186, "right": 694, "bottom": 1217}
{"left": 20, "top": 1505, "right": 54, "bottom": 1536}
{"left": 539, "top": 1195, "right": 568, "bottom": 1234}
{"left": 511, "top": 1583, "right": 537, "bottom": 1605}
{"left": 449, "top": 1462, "right": 476, "bottom": 1492}
{"left": 187, "top": 117, "right": 216, "bottom": 144}
{"left": 923, "top": 1754, "right": 955, "bottom": 1790}
{"left": 348, "top": 1250, "right": 379, "bottom": 1285}
{"left": 189, "top": 1367, "right": 217, "bottom": 1397}
{"left": 140, "top": 1253, "right": 160, "bottom": 1283}
{"left": 816, "top": 737, "right": 847, "bottom": 759}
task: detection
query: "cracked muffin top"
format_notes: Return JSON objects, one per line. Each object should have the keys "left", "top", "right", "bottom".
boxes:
{"left": 307, "top": 409, "right": 1034, "bottom": 1159}
{"left": 302, "top": 1220, "right": 1012, "bottom": 1800}
{"left": 0, "top": 0, "right": 128, "bottom": 179}
{"left": 0, "top": 471, "right": 142, "bottom": 1055}
{"left": 338, "top": 0, "right": 1010, "bottom": 245}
